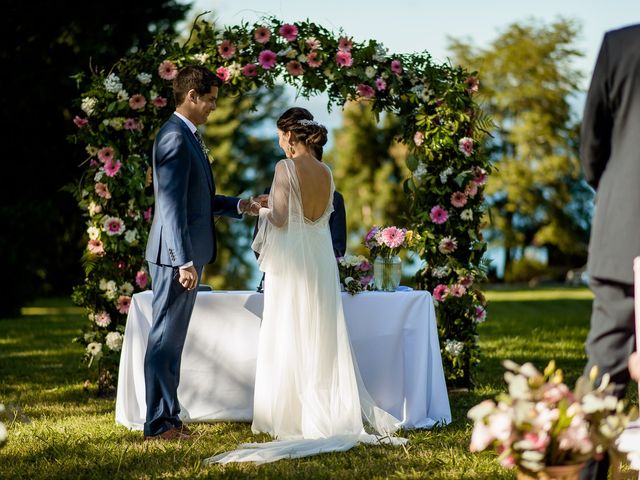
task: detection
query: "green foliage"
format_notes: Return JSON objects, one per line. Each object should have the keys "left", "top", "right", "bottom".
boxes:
{"left": 448, "top": 18, "right": 593, "bottom": 275}
{"left": 69, "top": 16, "right": 489, "bottom": 389}
{"left": 504, "top": 257, "right": 549, "bottom": 283}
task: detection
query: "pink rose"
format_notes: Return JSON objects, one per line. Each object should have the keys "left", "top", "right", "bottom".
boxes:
{"left": 135, "top": 270, "right": 149, "bottom": 289}
{"left": 73, "top": 115, "right": 89, "bottom": 128}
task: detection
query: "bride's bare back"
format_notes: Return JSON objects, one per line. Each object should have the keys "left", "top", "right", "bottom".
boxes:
{"left": 291, "top": 155, "right": 332, "bottom": 222}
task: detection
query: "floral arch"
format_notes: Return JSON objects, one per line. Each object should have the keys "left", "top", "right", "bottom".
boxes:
{"left": 69, "top": 16, "right": 490, "bottom": 391}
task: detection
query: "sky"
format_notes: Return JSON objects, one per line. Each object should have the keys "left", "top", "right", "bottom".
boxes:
{"left": 181, "top": 0, "right": 640, "bottom": 132}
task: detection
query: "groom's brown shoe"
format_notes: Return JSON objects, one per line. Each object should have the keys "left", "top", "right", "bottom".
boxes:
{"left": 144, "top": 426, "right": 192, "bottom": 441}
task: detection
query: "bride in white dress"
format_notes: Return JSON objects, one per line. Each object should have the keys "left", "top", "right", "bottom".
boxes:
{"left": 205, "top": 108, "right": 406, "bottom": 465}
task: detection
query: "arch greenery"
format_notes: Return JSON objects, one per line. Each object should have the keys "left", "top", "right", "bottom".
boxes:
{"left": 68, "top": 16, "right": 491, "bottom": 392}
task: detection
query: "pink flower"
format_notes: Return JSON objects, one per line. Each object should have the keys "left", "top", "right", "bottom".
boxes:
{"left": 358, "top": 260, "right": 371, "bottom": 272}
{"left": 279, "top": 23, "right": 298, "bottom": 42}
{"left": 459, "top": 137, "right": 474, "bottom": 157}
{"left": 336, "top": 51, "right": 353, "bottom": 67}
{"left": 306, "top": 37, "right": 321, "bottom": 50}
{"left": 218, "top": 40, "right": 236, "bottom": 59}
{"left": 116, "top": 260, "right": 126, "bottom": 270}
{"left": 128, "top": 94, "right": 146, "bottom": 110}
{"left": 87, "top": 239, "right": 105, "bottom": 256}
{"left": 143, "top": 207, "right": 152, "bottom": 222}
{"left": 375, "top": 77, "right": 387, "bottom": 91}
{"left": 499, "top": 454, "right": 515, "bottom": 469}
{"left": 95, "top": 182, "right": 111, "bottom": 199}
{"left": 124, "top": 118, "right": 142, "bottom": 131}
{"left": 306, "top": 51, "right": 323, "bottom": 68}
{"left": 117, "top": 295, "right": 131, "bottom": 314}
{"left": 360, "top": 275, "right": 373, "bottom": 286}
{"left": 451, "top": 191, "right": 468, "bottom": 208}
{"left": 254, "top": 26, "right": 271, "bottom": 44}
{"left": 94, "top": 311, "right": 111, "bottom": 327}
{"left": 98, "top": 147, "right": 114, "bottom": 164}
{"left": 258, "top": 50, "right": 277, "bottom": 69}
{"left": 152, "top": 96, "right": 167, "bottom": 108}
{"left": 465, "top": 181, "right": 478, "bottom": 197}
{"left": 475, "top": 305, "right": 486, "bottom": 323}
{"left": 357, "top": 84, "right": 375, "bottom": 98}
{"left": 216, "top": 66, "right": 230, "bottom": 83}
{"left": 438, "top": 236, "right": 458, "bottom": 254}
{"left": 469, "top": 422, "right": 494, "bottom": 452}
{"left": 103, "top": 216, "right": 125, "bottom": 236}
{"left": 90, "top": 159, "right": 99, "bottom": 167}
{"left": 286, "top": 60, "right": 304, "bottom": 76}
{"left": 390, "top": 59, "right": 403, "bottom": 75}
{"left": 158, "top": 60, "right": 178, "bottom": 80}
{"left": 450, "top": 284, "right": 466, "bottom": 297}
{"left": 413, "top": 131, "right": 424, "bottom": 146}
{"left": 338, "top": 36, "right": 353, "bottom": 52}
{"left": 459, "top": 275, "right": 474, "bottom": 288}
{"left": 104, "top": 158, "right": 122, "bottom": 177}
{"left": 466, "top": 76, "right": 480, "bottom": 94}
{"left": 135, "top": 270, "right": 149, "bottom": 289}
{"left": 241, "top": 63, "right": 258, "bottom": 77}
{"left": 365, "top": 226, "right": 379, "bottom": 246}
{"left": 488, "top": 412, "right": 513, "bottom": 442}
{"left": 380, "top": 226, "right": 405, "bottom": 248}
{"left": 542, "top": 383, "right": 570, "bottom": 404}
{"left": 430, "top": 205, "right": 449, "bottom": 224}
{"left": 73, "top": 115, "right": 89, "bottom": 128}
{"left": 473, "top": 167, "right": 487, "bottom": 185}
{"left": 433, "top": 284, "right": 449, "bottom": 302}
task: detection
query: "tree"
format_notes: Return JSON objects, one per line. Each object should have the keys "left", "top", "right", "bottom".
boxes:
{"left": 326, "top": 101, "right": 410, "bottom": 253}
{"left": 0, "top": 1, "right": 189, "bottom": 316}
{"left": 448, "top": 19, "right": 593, "bottom": 278}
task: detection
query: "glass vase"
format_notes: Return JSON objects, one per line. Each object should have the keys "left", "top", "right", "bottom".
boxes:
{"left": 373, "top": 255, "right": 402, "bottom": 292}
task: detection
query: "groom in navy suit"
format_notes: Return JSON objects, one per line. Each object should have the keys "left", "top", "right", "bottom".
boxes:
{"left": 143, "top": 66, "right": 264, "bottom": 440}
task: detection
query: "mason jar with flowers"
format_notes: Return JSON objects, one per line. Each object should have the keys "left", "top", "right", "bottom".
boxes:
{"left": 364, "top": 226, "right": 418, "bottom": 292}
{"left": 468, "top": 360, "right": 637, "bottom": 480}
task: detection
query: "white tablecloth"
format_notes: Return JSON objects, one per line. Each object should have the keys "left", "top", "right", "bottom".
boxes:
{"left": 115, "top": 290, "right": 451, "bottom": 430}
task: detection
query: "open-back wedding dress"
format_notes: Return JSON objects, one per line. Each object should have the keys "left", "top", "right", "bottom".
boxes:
{"left": 204, "top": 158, "right": 406, "bottom": 465}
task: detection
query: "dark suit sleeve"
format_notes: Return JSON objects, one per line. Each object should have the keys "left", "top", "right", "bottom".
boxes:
{"left": 329, "top": 191, "right": 347, "bottom": 257}
{"left": 213, "top": 194, "right": 242, "bottom": 219}
{"left": 580, "top": 33, "right": 613, "bottom": 190}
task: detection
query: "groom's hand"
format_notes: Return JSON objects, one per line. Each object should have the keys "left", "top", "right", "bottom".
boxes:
{"left": 178, "top": 266, "right": 198, "bottom": 290}
{"left": 255, "top": 194, "right": 269, "bottom": 207}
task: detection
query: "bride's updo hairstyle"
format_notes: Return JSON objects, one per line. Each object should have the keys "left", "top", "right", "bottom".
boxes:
{"left": 277, "top": 107, "right": 328, "bottom": 152}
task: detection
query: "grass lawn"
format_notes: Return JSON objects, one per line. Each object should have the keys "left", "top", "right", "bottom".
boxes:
{"left": 0, "top": 286, "right": 636, "bottom": 479}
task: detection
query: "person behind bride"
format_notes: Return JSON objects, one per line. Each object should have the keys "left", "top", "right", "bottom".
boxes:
{"left": 204, "top": 107, "right": 407, "bottom": 464}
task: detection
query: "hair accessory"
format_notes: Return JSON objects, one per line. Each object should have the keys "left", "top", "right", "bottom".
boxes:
{"left": 297, "top": 119, "right": 323, "bottom": 128}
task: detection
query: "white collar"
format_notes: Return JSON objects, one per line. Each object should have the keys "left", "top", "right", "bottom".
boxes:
{"left": 173, "top": 111, "right": 197, "bottom": 134}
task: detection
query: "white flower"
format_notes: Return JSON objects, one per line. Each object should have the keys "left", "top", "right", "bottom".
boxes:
{"left": 414, "top": 162, "right": 428, "bottom": 181}
{"left": 99, "top": 278, "right": 109, "bottom": 290}
{"left": 444, "top": 339, "right": 464, "bottom": 357}
{"left": 117, "top": 89, "right": 129, "bottom": 102}
{"left": 136, "top": 72, "right": 152, "bottom": 84}
{"left": 124, "top": 229, "right": 138, "bottom": 244}
{"left": 372, "top": 45, "right": 387, "bottom": 62}
{"left": 431, "top": 265, "right": 451, "bottom": 278}
{"left": 81, "top": 97, "right": 98, "bottom": 116}
{"left": 119, "top": 282, "right": 134, "bottom": 296}
{"left": 88, "top": 202, "right": 101, "bottom": 217}
{"left": 344, "top": 276, "right": 354, "bottom": 285}
{"left": 0, "top": 421, "right": 6, "bottom": 445}
{"left": 105, "top": 332, "right": 123, "bottom": 352}
{"left": 365, "top": 66, "right": 376, "bottom": 79}
{"left": 297, "top": 54, "right": 307, "bottom": 63}
{"left": 193, "top": 53, "right": 210, "bottom": 64}
{"left": 461, "top": 209, "right": 473, "bottom": 221}
{"left": 411, "top": 85, "right": 423, "bottom": 96}
{"left": 323, "top": 68, "right": 335, "bottom": 81}
{"left": 277, "top": 47, "right": 293, "bottom": 57}
{"left": 86, "top": 342, "right": 102, "bottom": 356}
{"left": 440, "top": 167, "right": 453, "bottom": 184}
{"left": 227, "top": 62, "right": 241, "bottom": 78}
{"left": 87, "top": 226, "right": 100, "bottom": 240}
{"left": 103, "top": 73, "right": 123, "bottom": 93}
{"left": 94, "top": 170, "right": 104, "bottom": 182}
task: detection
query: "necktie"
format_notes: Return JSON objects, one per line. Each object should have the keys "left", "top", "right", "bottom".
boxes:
{"left": 193, "top": 130, "right": 210, "bottom": 159}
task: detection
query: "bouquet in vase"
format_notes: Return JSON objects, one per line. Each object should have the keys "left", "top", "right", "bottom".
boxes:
{"left": 364, "top": 226, "right": 418, "bottom": 291}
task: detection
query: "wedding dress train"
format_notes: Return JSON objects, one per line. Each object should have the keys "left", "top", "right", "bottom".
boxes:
{"left": 204, "top": 159, "right": 406, "bottom": 465}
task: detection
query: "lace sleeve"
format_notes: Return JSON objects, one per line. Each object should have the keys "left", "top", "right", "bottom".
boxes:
{"left": 251, "top": 160, "right": 291, "bottom": 266}
{"left": 262, "top": 160, "right": 290, "bottom": 228}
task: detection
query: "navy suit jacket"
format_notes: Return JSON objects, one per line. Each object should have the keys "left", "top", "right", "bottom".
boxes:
{"left": 145, "top": 114, "right": 241, "bottom": 267}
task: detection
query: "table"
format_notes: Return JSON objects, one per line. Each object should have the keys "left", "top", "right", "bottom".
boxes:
{"left": 115, "top": 290, "right": 451, "bottom": 430}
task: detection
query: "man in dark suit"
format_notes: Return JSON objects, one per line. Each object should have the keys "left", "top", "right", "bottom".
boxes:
{"left": 580, "top": 24, "right": 640, "bottom": 479}
{"left": 143, "top": 66, "right": 263, "bottom": 440}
